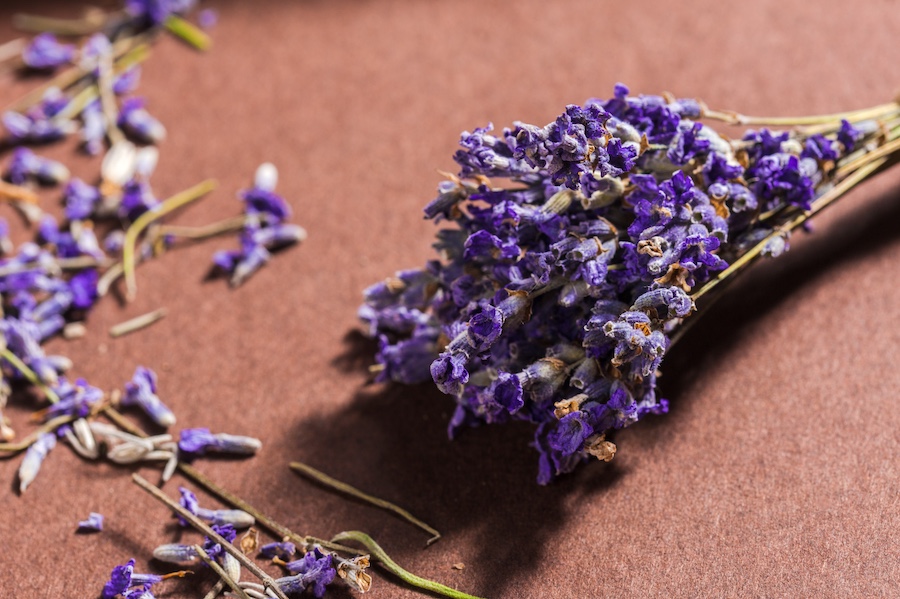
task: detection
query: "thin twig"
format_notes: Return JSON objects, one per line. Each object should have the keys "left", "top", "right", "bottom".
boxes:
{"left": 109, "top": 308, "right": 168, "bottom": 338}
{"left": 202, "top": 580, "right": 226, "bottom": 599}
{"left": 0, "top": 180, "right": 39, "bottom": 204}
{"left": 157, "top": 215, "right": 249, "bottom": 240}
{"left": 0, "top": 415, "right": 72, "bottom": 456}
{"left": 123, "top": 179, "right": 217, "bottom": 301}
{"left": 290, "top": 460, "right": 441, "bottom": 546}
{"left": 131, "top": 473, "right": 291, "bottom": 599}
{"left": 193, "top": 544, "right": 252, "bottom": 599}
{"left": 702, "top": 101, "right": 900, "bottom": 127}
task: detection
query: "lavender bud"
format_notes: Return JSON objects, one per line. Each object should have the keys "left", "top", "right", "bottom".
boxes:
{"left": 118, "top": 98, "right": 166, "bottom": 144}
{"left": 121, "top": 366, "right": 175, "bottom": 427}
{"left": 197, "top": 507, "right": 255, "bottom": 528}
{"left": 77, "top": 512, "right": 104, "bottom": 532}
{"left": 18, "top": 432, "right": 56, "bottom": 493}
{"left": 22, "top": 33, "right": 75, "bottom": 70}
{"left": 178, "top": 428, "right": 262, "bottom": 457}
{"left": 152, "top": 543, "right": 199, "bottom": 565}
{"left": 254, "top": 162, "right": 278, "bottom": 191}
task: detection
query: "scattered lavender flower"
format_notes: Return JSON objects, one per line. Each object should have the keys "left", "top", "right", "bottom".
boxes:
{"left": 77, "top": 512, "right": 104, "bottom": 532}
{"left": 121, "top": 366, "right": 176, "bottom": 427}
{"left": 277, "top": 548, "right": 336, "bottom": 599}
{"left": 361, "top": 84, "right": 872, "bottom": 483}
{"left": 260, "top": 541, "right": 297, "bottom": 561}
{"left": 202, "top": 523, "right": 237, "bottom": 561}
{"left": 101, "top": 558, "right": 164, "bottom": 599}
{"left": 4, "top": 147, "right": 69, "bottom": 185}
{"left": 118, "top": 97, "right": 166, "bottom": 144}
{"left": 17, "top": 432, "right": 56, "bottom": 493}
{"left": 22, "top": 33, "right": 75, "bottom": 70}
{"left": 177, "top": 486, "right": 254, "bottom": 528}
{"left": 177, "top": 427, "right": 262, "bottom": 457}
{"left": 212, "top": 162, "right": 307, "bottom": 287}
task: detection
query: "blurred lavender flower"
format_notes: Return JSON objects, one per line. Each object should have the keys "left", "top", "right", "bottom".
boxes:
{"left": 4, "top": 148, "right": 69, "bottom": 185}
{"left": 101, "top": 558, "right": 165, "bottom": 599}
{"left": 121, "top": 366, "right": 176, "bottom": 427}
{"left": 125, "top": 0, "right": 197, "bottom": 26}
{"left": 213, "top": 163, "right": 306, "bottom": 287}
{"left": 361, "top": 83, "right": 880, "bottom": 483}
{"left": 178, "top": 427, "right": 261, "bottom": 458}
{"left": 22, "top": 33, "right": 75, "bottom": 70}
{"left": 277, "top": 548, "right": 336, "bottom": 598}
{"left": 77, "top": 512, "right": 104, "bottom": 532}
{"left": 118, "top": 97, "right": 166, "bottom": 145}
{"left": 18, "top": 431, "right": 55, "bottom": 493}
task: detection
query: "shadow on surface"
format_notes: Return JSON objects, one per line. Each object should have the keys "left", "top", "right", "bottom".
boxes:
{"left": 297, "top": 185, "right": 900, "bottom": 597}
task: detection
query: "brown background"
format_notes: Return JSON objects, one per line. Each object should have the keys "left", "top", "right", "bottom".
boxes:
{"left": 1, "top": 1, "right": 900, "bottom": 597}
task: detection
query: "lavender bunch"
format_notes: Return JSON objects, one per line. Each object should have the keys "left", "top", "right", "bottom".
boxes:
{"left": 361, "top": 84, "right": 900, "bottom": 484}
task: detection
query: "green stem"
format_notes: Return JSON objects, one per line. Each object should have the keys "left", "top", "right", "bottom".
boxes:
{"left": 122, "top": 179, "right": 217, "bottom": 301}
{"left": 0, "top": 348, "right": 60, "bottom": 403}
{"left": 164, "top": 15, "right": 212, "bottom": 51}
{"left": 290, "top": 460, "right": 441, "bottom": 545}
{"left": 332, "top": 531, "right": 486, "bottom": 599}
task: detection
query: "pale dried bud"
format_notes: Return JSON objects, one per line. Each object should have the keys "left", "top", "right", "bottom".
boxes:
{"left": 254, "top": 162, "right": 278, "bottom": 192}
{"left": 554, "top": 394, "right": 587, "bottom": 419}
{"left": 337, "top": 555, "right": 372, "bottom": 593}
{"left": 585, "top": 434, "right": 617, "bottom": 462}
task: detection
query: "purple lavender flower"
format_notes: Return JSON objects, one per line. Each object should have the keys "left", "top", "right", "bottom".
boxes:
{"left": 22, "top": 33, "right": 75, "bottom": 70}
{"left": 120, "top": 179, "right": 160, "bottom": 221}
{"left": 121, "top": 366, "right": 176, "bottom": 427}
{"left": 260, "top": 541, "right": 297, "bottom": 560}
{"left": 178, "top": 428, "right": 262, "bottom": 457}
{"left": 101, "top": 558, "right": 164, "bottom": 599}
{"left": 43, "top": 378, "right": 103, "bottom": 420}
{"left": 118, "top": 98, "right": 166, "bottom": 144}
{"left": 77, "top": 512, "right": 104, "bottom": 532}
{"left": 64, "top": 178, "right": 101, "bottom": 220}
{"left": 18, "top": 432, "right": 55, "bottom": 493}
{"left": 5, "top": 148, "right": 69, "bottom": 185}
{"left": 278, "top": 548, "right": 336, "bottom": 598}
{"left": 114, "top": 67, "right": 142, "bottom": 96}
{"left": 177, "top": 486, "right": 254, "bottom": 528}
{"left": 69, "top": 268, "right": 99, "bottom": 310}
{"left": 361, "top": 84, "right": 866, "bottom": 483}
{"left": 81, "top": 100, "right": 106, "bottom": 155}
{"left": 202, "top": 523, "right": 236, "bottom": 561}
{"left": 125, "top": 0, "right": 197, "bottom": 26}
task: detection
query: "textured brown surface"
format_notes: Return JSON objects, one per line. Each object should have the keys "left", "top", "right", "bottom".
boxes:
{"left": 2, "top": 1, "right": 900, "bottom": 597}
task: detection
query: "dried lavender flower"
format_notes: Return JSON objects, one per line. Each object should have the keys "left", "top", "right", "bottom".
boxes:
{"left": 5, "top": 148, "right": 69, "bottom": 186}
{"left": 178, "top": 427, "right": 262, "bottom": 457}
{"left": 361, "top": 83, "right": 887, "bottom": 483}
{"left": 118, "top": 97, "right": 166, "bottom": 144}
{"left": 77, "top": 512, "right": 104, "bottom": 532}
{"left": 177, "top": 486, "right": 254, "bottom": 528}
{"left": 259, "top": 541, "right": 297, "bottom": 561}
{"left": 277, "top": 548, "right": 336, "bottom": 598}
{"left": 22, "top": 33, "right": 75, "bottom": 70}
{"left": 18, "top": 431, "right": 56, "bottom": 493}
{"left": 121, "top": 366, "right": 176, "bottom": 427}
